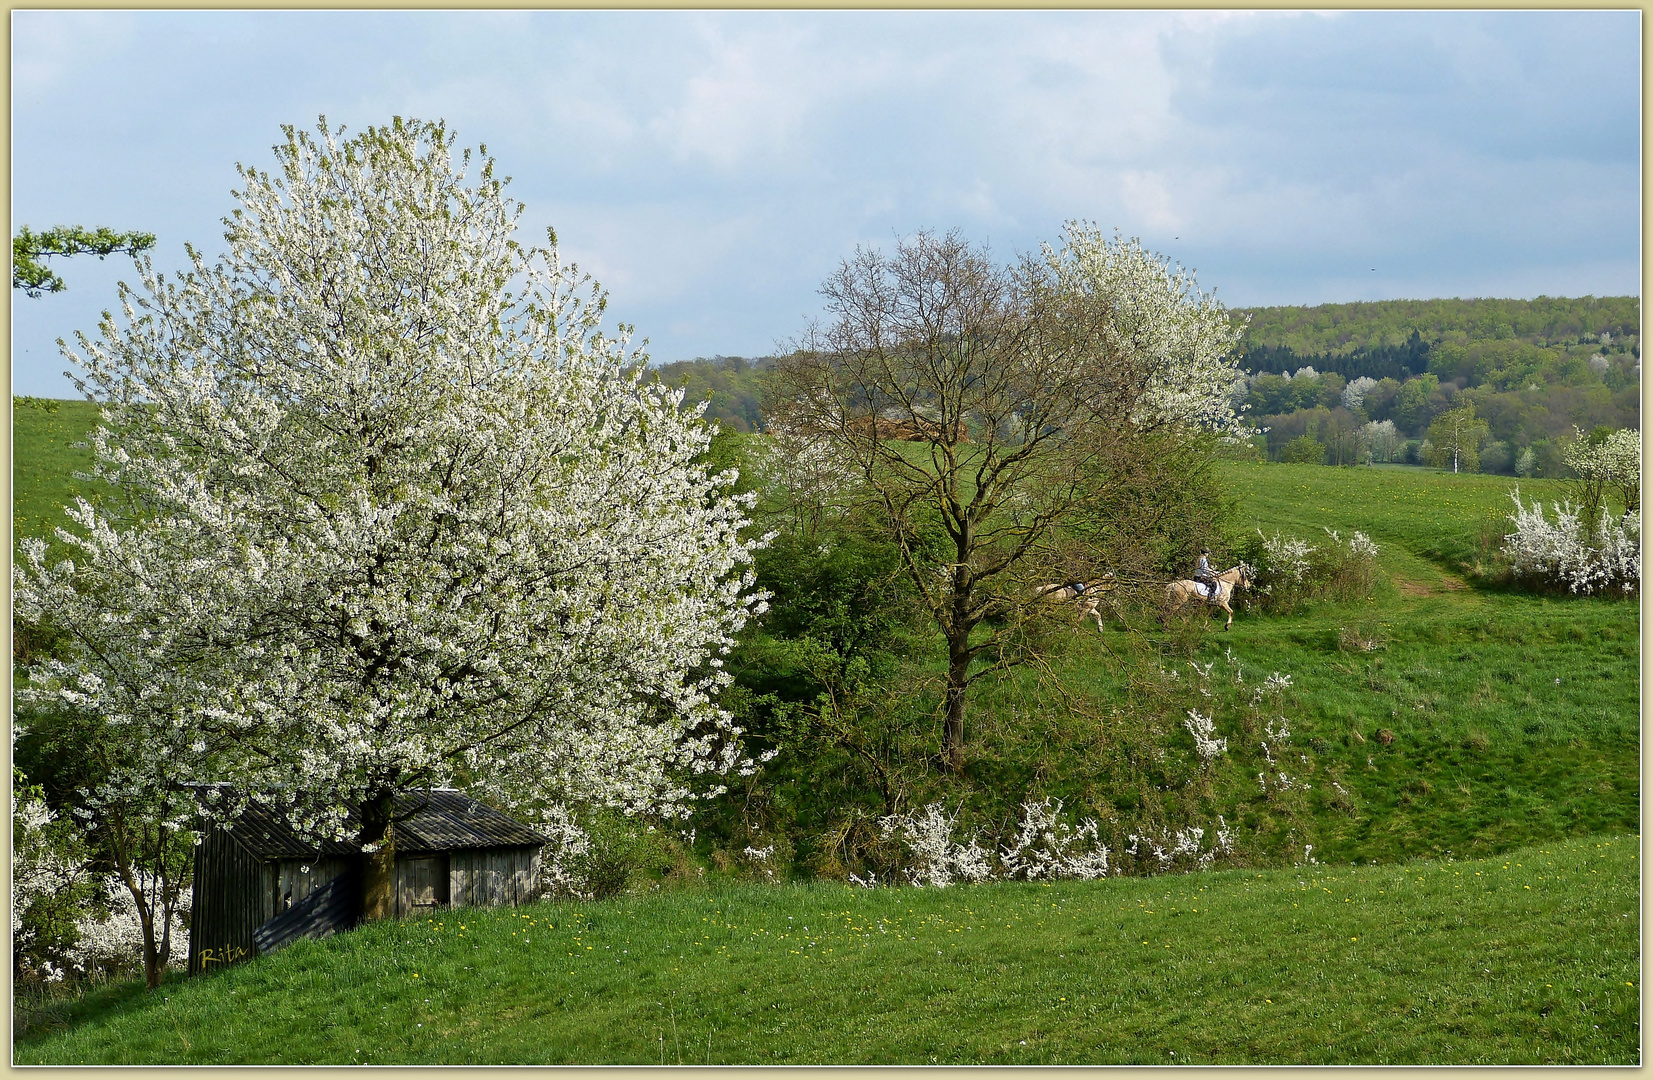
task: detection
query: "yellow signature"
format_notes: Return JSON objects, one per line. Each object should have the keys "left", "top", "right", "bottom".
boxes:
{"left": 197, "top": 944, "right": 250, "bottom": 967}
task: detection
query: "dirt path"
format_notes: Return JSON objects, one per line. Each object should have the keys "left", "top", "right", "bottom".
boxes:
{"left": 1393, "top": 572, "right": 1470, "bottom": 598}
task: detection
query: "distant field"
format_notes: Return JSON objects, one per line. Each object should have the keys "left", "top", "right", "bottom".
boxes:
{"left": 1218, "top": 459, "right": 1573, "bottom": 587}
{"left": 15, "top": 834, "right": 1638, "bottom": 1065}
{"left": 12, "top": 398, "right": 104, "bottom": 559}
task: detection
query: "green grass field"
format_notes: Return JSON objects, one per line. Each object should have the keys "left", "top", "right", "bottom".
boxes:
{"left": 12, "top": 398, "right": 105, "bottom": 561}
{"left": 11, "top": 402, "right": 1640, "bottom": 1065}
{"left": 15, "top": 834, "right": 1638, "bottom": 1065}
{"left": 1212, "top": 459, "right": 1637, "bottom": 862}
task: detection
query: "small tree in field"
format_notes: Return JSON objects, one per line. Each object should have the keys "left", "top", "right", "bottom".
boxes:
{"left": 14, "top": 118, "right": 765, "bottom": 931}
{"left": 1427, "top": 405, "right": 1487, "bottom": 473}
{"left": 770, "top": 226, "right": 1244, "bottom": 772}
{"left": 1562, "top": 426, "right": 1640, "bottom": 524}
{"left": 1278, "top": 434, "right": 1324, "bottom": 464}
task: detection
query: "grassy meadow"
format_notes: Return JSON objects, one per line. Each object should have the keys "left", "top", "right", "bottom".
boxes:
{"left": 11, "top": 400, "right": 1641, "bottom": 1064}
{"left": 12, "top": 398, "right": 105, "bottom": 561}
{"left": 14, "top": 834, "right": 1638, "bottom": 1065}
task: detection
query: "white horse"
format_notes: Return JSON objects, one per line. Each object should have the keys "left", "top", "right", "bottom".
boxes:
{"left": 1163, "top": 564, "right": 1253, "bottom": 631}
{"left": 1034, "top": 573, "right": 1116, "bottom": 631}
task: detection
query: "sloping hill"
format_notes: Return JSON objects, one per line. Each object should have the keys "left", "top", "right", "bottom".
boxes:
{"left": 15, "top": 834, "right": 1638, "bottom": 1065}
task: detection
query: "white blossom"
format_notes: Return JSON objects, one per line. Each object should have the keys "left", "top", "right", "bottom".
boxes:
{"left": 998, "top": 798, "right": 1112, "bottom": 881}
{"left": 1126, "top": 820, "right": 1233, "bottom": 873}
{"left": 1182, "top": 710, "right": 1228, "bottom": 763}
{"left": 1342, "top": 376, "right": 1379, "bottom": 411}
{"left": 877, "top": 803, "right": 992, "bottom": 888}
{"left": 1257, "top": 529, "right": 1315, "bottom": 583}
{"left": 1044, "top": 224, "right": 1249, "bottom": 438}
{"left": 64, "top": 876, "right": 192, "bottom": 978}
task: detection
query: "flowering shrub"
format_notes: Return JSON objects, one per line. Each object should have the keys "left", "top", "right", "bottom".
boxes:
{"left": 997, "top": 798, "right": 1112, "bottom": 881}
{"left": 1125, "top": 819, "right": 1235, "bottom": 873}
{"left": 1182, "top": 710, "right": 1228, "bottom": 764}
{"left": 12, "top": 782, "right": 93, "bottom": 978}
{"left": 1503, "top": 488, "right": 1639, "bottom": 595}
{"left": 1562, "top": 427, "right": 1640, "bottom": 519}
{"left": 1242, "top": 527, "right": 1381, "bottom": 612}
{"left": 876, "top": 803, "right": 992, "bottom": 888}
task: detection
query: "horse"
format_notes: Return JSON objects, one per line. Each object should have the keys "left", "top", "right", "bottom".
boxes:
{"left": 1163, "top": 564, "right": 1253, "bottom": 631}
{"left": 1034, "top": 573, "right": 1117, "bottom": 632}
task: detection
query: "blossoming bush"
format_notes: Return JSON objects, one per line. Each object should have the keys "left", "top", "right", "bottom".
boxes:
{"left": 12, "top": 776, "right": 95, "bottom": 980}
{"left": 876, "top": 803, "right": 993, "bottom": 888}
{"left": 1241, "top": 526, "right": 1382, "bottom": 613}
{"left": 865, "top": 793, "right": 1239, "bottom": 887}
{"left": 1503, "top": 488, "right": 1639, "bottom": 595}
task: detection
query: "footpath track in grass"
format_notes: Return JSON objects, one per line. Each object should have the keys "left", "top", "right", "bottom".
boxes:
{"left": 15, "top": 834, "right": 1638, "bottom": 1065}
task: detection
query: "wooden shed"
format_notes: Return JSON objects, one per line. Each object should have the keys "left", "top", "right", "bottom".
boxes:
{"left": 188, "top": 788, "right": 547, "bottom": 975}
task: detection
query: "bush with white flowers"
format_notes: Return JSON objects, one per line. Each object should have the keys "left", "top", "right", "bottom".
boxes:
{"left": 876, "top": 803, "right": 992, "bottom": 888}
{"left": 997, "top": 798, "right": 1113, "bottom": 881}
{"left": 1503, "top": 488, "right": 1639, "bottom": 595}
{"left": 1244, "top": 526, "right": 1381, "bottom": 611}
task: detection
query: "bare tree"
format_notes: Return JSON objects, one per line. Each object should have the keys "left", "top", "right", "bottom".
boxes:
{"left": 770, "top": 226, "right": 1243, "bottom": 772}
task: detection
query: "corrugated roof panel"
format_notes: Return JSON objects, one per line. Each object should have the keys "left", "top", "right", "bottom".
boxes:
{"left": 216, "top": 789, "right": 548, "bottom": 859}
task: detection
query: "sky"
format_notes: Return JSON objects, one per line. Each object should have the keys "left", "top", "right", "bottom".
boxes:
{"left": 10, "top": 9, "right": 1642, "bottom": 397}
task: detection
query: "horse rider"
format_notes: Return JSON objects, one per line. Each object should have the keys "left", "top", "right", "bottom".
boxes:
{"left": 1194, "top": 547, "right": 1218, "bottom": 600}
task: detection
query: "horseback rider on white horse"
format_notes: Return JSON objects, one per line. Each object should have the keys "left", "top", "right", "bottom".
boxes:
{"left": 1194, "top": 548, "right": 1218, "bottom": 601}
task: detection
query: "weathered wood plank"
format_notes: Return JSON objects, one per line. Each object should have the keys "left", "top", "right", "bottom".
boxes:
{"left": 449, "top": 852, "right": 469, "bottom": 908}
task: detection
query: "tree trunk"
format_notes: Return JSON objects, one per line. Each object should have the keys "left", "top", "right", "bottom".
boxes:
{"left": 359, "top": 792, "right": 397, "bottom": 923}
{"left": 943, "top": 629, "right": 970, "bottom": 774}
{"left": 138, "top": 903, "right": 162, "bottom": 989}
{"left": 108, "top": 825, "right": 166, "bottom": 989}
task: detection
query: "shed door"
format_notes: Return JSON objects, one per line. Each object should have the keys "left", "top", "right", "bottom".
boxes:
{"left": 397, "top": 856, "right": 450, "bottom": 917}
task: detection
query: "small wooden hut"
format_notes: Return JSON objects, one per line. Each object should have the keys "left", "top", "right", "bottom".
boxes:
{"left": 188, "top": 788, "right": 547, "bottom": 975}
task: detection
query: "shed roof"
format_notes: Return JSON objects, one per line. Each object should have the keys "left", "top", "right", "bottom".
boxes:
{"left": 213, "top": 789, "right": 548, "bottom": 860}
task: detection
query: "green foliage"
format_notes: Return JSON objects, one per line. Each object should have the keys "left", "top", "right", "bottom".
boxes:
{"left": 1278, "top": 434, "right": 1325, "bottom": 464}
{"left": 14, "top": 836, "right": 1639, "bottom": 1064}
{"left": 13, "top": 226, "right": 156, "bottom": 297}
{"left": 646, "top": 355, "right": 773, "bottom": 433}
{"left": 1388, "top": 373, "right": 1439, "bottom": 434}
{"left": 568, "top": 812, "right": 682, "bottom": 900}
{"left": 1065, "top": 432, "right": 1239, "bottom": 577}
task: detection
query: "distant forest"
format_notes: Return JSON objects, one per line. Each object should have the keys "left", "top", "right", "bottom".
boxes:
{"left": 645, "top": 354, "right": 775, "bottom": 433}
{"left": 648, "top": 295, "right": 1641, "bottom": 476}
